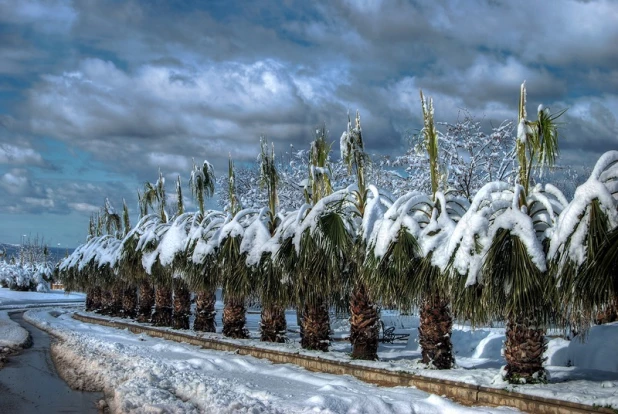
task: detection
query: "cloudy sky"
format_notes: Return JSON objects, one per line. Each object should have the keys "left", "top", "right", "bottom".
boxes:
{"left": 0, "top": 0, "right": 617, "bottom": 248}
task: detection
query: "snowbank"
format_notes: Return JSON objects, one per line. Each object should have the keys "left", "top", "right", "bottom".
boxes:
{"left": 25, "top": 309, "right": 511, "bottom": 414}
{"left": 0, "top": 311, "right": 31, "bottom": 353}
{"left": 566, "top": 322, "right": 618, "bottom": 372}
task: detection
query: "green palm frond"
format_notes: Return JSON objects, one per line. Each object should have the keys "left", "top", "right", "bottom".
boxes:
{"left": 189, "top": 159, "right": 216, "bottom": 215}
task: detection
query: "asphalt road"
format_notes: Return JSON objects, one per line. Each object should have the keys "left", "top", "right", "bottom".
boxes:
{"left": 0, "top": 311, "right": 103, "bottom": 413}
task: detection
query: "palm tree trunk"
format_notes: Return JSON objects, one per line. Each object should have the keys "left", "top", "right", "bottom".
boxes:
{"left": 85, "top": 287, "right": 94, "bottom": 311}
{"left": 260, "top": 305, "right": 287, "bottom": 342}
{"left": 504, "top": 311, "right": 546, "bottom": 383}
{"left": 595, "top": 298, "right": 618, "bottom": 325}
{"left": 172, "top": 279, "right": 191, "bottom": 330}
{"left": 137, "top": 280, "right": 154, "bottom": 323}
{"left": 110, "top": 283, "right": 124, "bottom": 317}
{"left": 152, "top": 285, "right": 173, "bottom": 327}
{"left": 222, "top": 297, "right": 248, "bottom": 339}
{"left": 301, "top": 300, "right": 330, "bottom": 352}
{"left": 419, "top": 294, "right": 454, "bottom": 369}
{"left": 194, "top": 290, "right": 217, "bottom": 332}
{"left": 122, "top": 284, "right": 138, "bottom": 319}
{"left": 99, "top": 288, "right": 113, "bottom": 315}
{"left": 91, "top": 286, "right": 102, "bottom": 311}
{"left": 349, "top": 283, "right": 379, "bottom": 360}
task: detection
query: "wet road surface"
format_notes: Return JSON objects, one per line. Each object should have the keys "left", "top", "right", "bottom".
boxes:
{"left": 0, "top": 311, "right": 103, "bottom": 413}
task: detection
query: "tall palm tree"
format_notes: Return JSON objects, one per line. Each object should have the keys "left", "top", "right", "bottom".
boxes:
{"left": 364, "top": 93, "right": 458, "bottom": 368}
{"left": 170, "top": 176, "right": 192, "bottom": 330}
{"left": 219, "top": 157, "right": 253, "bottom": 339}
{"left": 188, "top": 159, "right": 218, "bottom": 332}
{"left": 277, "top": 128, "right": 353, "bottom": 352}
{"left": 252, "top": 138, "right": 289, "bottom": 343}
{"left": 141, "top": 171, "right": 174, "bottom": 327}
{"left": 340, "top": 112, "right": 380, "bottom": 360}
{"left": 120, "top": 200, "right": 138, "bottom": 319}
{"left": 450, "top": 82, "right": 566, "bottom": 383}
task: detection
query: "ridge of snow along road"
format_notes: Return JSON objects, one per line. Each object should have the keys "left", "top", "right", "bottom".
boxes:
{"left": 24, "top": 309, "right": 515, "bottom": 414}
{"left": 0, "top": 310, "right": 31, "bottom": 366}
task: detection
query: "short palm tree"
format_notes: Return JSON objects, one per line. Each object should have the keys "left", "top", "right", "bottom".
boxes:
{"left": 549, "top": 150, "right": 618, "bottom": 330}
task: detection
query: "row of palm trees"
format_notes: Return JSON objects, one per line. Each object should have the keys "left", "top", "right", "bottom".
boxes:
{"left": 58, "top": 83, "right": 618, "bottom": 384}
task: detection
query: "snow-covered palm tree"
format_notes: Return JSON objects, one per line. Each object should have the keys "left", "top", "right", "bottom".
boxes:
{"left": 340, "top": 112, "right": 381, "bottom": 360}
{"left": 277, "top": 128, "right": 354, "bottom": 351}
{"left": 449, "top": 82, "right": 566, "bottom": 382}
{"left": 249, "top": 138, "right": 290, "bottom": 342}
{"left": 187, "top": 159, "right": 218, "bottom": 332}
{"left": 550, "top": 151, "right": 618, "bottom": 330}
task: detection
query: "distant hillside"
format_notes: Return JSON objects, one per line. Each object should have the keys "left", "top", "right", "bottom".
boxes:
{"left": 0, "top": 243, "right": 74, "bottom": 264}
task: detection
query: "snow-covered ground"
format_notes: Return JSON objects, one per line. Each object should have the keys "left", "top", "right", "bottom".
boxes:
{"left": 0, "top": 311, "right": 30, "bottom": 352}
{"left": 0, "top": 286, "right": 86, "bottom": 309}
{"left": 3, "top": 289, "right": 618, "bottom": 412}
{"left": 25, "top": 308, "right": 516, "bottom": 414}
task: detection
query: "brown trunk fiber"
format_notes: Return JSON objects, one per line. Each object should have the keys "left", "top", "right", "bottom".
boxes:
{"left": 110, "top": 283, "right": 124, "bottom": 317}
{"left": 349, "top": 283, "right": 379, "bottom": 360}
{"left": 122, "top": 285, "right": 138, "bottom": 319}
{"left": 504, "top": 312, "right": 546, "bottom": 383}
{"left": 419, "top": 294, "right": 454, "bottom": 369}
{"left": 222, "top": 297, "right": 248, "bottom": 339}
{"left": 137, "top": 280, "right": 154, "bottom": 323}
{"left": 85, "top": 287, "right": 94, "bottom": 311}
{"left": 260, "top": 305, "right": 287, "bottom": 343}
{"left": 172, "top": 279, "right": 191, "bottom": 330}
{"left": 151, "top": 285, "right": 173, "bottom": 327}
{"left": 91, "top": 286, "right": 102, "bottom": 311}
{"left": 194, "top": 290, "right": 217, "bottom": 332}
{"left": 301, "top": 300, "right": 330, "bottom": 352}
{"left": 595, "top": 299, "right": 618, "bottom": 325}
{"left": 99, "top": 289, "right": 113, "bottom": 315}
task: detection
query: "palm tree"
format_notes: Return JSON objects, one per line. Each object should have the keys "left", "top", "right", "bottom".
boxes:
{"left": 171, "top": 176, "right": 192, "bottom": 330}
{"left": 185, "top": 210, "right": 225, "bottom": 332}
{"left": 120, "top": 200, "right": 138, "bottom": 319}
{"left": 363, "top": 93, "right": 457, "bottom": 368}
{"left": 550, "top": 150, "right": 618, "bottom": 331}
{"left": 253, "top": 138, "right": 289, "bottom": 343}
{"left": 450, "top": 82, "right": 566, "bottom": 383}
{"left": 340, "top": 112, "right": 380, "bottom": 360}
{"left": 219, "top": 157, "right": 253, "bottom": 339}
{"left": 188, "top": 159, "right": 218, "bottom": 332}
{"left": 141, "top": 171, "right": 174, "bottom": 327}
{"left": 277, "top": 128, "right": 353, "bottom": 351}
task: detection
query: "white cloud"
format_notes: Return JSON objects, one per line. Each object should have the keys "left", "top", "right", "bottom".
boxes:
{"left": 0, "top": 143, "right": 44, "bottom": 165}
{"left": 68, "top": 202, "right": 100, "bottom": 213}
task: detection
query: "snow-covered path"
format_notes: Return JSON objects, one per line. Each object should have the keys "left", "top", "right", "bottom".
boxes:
{"left": 25, "top": 309, "right": 515, "bottom": 413}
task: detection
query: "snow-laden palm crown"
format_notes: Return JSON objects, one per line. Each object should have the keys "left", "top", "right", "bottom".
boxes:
{"left": 57, "top": 82, "right": 618, "bottom": 382}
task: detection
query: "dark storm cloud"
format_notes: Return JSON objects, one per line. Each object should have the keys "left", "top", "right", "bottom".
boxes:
{"left": 0, "top": 0, "right": 616, "bottom": 245}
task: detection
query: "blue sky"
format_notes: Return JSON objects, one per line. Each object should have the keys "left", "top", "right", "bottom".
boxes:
{"left": 0, "top": 0, "right": 617, "bottom": 247}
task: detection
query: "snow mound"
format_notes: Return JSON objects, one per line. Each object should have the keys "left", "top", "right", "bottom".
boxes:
{"left": 0, "top": 311, "right": 30, "bottom": 350}
{"left": 567, "top": 322, "right": 618, "bottom": 372}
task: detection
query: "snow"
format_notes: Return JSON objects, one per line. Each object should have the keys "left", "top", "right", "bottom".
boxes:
{"left": 24, "top": 309, "right": 513, "bottom": 414}
{"left": 0, "top": 287, "right": 86, "bottom": 309}
{"left": 566, "top": 322, "right": 618, "bottom": 372}
{"left": 0, "top": 311, "right": 29, "bottom": 350}
{"left": 3, "top": 287, "right": 618, "bottom": 412}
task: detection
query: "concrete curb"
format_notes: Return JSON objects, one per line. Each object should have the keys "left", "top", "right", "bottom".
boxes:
{"left": 72, "top": 312, "right": 615, "bottom": 414}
